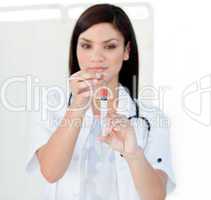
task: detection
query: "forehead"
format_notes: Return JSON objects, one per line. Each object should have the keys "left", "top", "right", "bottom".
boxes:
{"left": 78, "top": 22, "right": 124, "bottom": 43}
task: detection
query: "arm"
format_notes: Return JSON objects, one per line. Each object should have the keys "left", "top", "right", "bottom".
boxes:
{"left": 124, "top": 147, "right": 168, "bottom": 200}
{"left": 36, "top": 70, "right": 102, "bottom": 183}
{"left": 36, "top": 103, "right": 85, "bottom": 183}
{"left": 97, "top": 113, "right": 168, "bottom": 200}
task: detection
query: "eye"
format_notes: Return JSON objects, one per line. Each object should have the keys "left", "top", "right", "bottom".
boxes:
{"left": 105, "top": 44, "right": 117, "bottom": 49}
{"left": 80, "top": 43, "right": 91, "bottom": 49}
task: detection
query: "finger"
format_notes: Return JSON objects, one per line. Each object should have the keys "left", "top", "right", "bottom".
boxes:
{"left": 70, "top": 71, "right": 99, "bottom": 82}
{"left": 96, "top": 135, "right": 111, "bottom": 144}
{"left": 108, "top": 113, "right": 123, "bottom": 125}
{"left": 108, "top": 117, "right": 130, "bottom": 136}
{"left": 76, "top": 79, "right": 101, "bottom": 95}
{"left": 105, "top": 117, "right": 113, "bottom": 133}
{"left": 80, "top": 71, "right": 103, "bottom": 81}
{"left": 78, "top": 89, "right": 92, "bottom": 97}
{"left": 105, "top": 115, "right": 120, "bottom": 134}
{"left": 112, "top": 130, "right": 124, "bottom": 141}
{"left": 107, "top": 110, "right": 116, "bottom": 117}
{"left": 77, "top": 80, "right": 94, "bottom": 90}
{"left": 112, "top": 123, "right": 121, "bottom": 132}
{"left": 111, "top": 116, "right": 126, "bottom": 128}
{"left": 104, "top": 117, "right": 121, "bottom": 135}
{"left": 113, "top": 114, "right": 129, "bottom": 125}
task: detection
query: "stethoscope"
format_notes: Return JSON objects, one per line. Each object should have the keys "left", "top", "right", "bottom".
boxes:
{"left": 127, "top": 99, "right": 151, "bottom": 154}
{"left": 68, "top": 93, "right": 151, "bottom": 153}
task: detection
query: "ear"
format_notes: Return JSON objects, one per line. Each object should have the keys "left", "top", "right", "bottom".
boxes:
{"left": 123, "top": 41, "right": 130, "bottom": 61}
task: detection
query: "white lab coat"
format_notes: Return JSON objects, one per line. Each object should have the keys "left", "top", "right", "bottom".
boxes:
{"left": 25, "top": 85, "right": 176, "bottom": 200}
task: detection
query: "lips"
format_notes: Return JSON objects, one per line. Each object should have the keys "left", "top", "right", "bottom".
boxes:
{"left": 86, "top": 66, "right": 108, "bottom": 71}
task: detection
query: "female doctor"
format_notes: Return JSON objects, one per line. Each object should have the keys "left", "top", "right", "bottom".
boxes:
{"left": 25, "top": 3, "right": 176, "bottom": 200}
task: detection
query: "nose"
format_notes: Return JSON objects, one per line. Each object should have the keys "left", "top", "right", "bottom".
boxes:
{"left": 90, "top": 48, "right": 105, "bottom": 63}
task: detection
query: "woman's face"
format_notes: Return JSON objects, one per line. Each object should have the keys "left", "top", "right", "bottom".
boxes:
{"left": 76, "top": 22, "right": 130, "bottom": 83}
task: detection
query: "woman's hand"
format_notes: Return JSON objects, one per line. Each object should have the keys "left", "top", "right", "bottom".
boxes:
{"left": 69, "top": 69, "right": 103, "bottom": 112}
{"left": 97, "top": 112, "right": 141, "bottom": 157}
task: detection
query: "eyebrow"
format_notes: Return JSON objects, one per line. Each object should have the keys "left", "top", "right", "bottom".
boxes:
{"left": 79, "top": 37, "right": 119, "bottom": 43}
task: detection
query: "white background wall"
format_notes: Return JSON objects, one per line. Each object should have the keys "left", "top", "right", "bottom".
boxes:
{"left": 0, "top": 0, "right": 211, "bottom": 200}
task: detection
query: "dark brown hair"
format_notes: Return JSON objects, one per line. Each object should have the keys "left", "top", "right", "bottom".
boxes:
{"left": 68, "top": 3, "right": 139, "bottom": 99}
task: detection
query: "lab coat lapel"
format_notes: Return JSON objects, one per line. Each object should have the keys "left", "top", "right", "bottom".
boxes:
{"left": 115, "top": 85, "right": 140, "bottom": 200}
{"left": 116, "top": 85, "right": 136, "bottom": 118}
{"left": 75, "top": 106, "right": 94, "bottom": 153}
{"left": 76, "top": 85, "right": 139, "bottom": 199}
